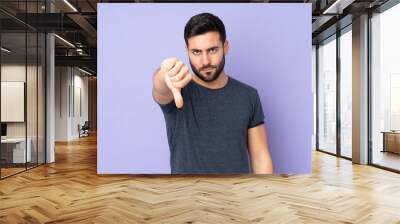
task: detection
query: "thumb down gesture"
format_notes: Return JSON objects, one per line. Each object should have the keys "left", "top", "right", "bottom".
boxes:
{"left": 160, "top": 57, "right": 193, "bottom": 109}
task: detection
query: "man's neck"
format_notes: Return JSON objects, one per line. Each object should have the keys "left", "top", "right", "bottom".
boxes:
{"left": 193, "top": 72, "right": 229, "bottom": 89}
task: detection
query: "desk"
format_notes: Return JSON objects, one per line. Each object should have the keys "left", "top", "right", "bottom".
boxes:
{"left": 1, "top": 138, "right": 31, "bottom": 163}
{"left": 381, "top": 131, "right": 400, "bottom": 154}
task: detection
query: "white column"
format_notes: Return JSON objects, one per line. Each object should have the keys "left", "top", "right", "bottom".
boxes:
{"left": 46, "top": 1, "right": 55, "bottom": 163}
{"left": 352, "top": 14, "right": 369, "bottom": 164}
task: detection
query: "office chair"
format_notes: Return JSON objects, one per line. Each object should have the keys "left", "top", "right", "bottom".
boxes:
{"left": 79, "top": 121, "right": 90, "bottom": 138}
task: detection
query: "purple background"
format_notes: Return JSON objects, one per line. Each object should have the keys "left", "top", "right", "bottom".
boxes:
{"left": 98, "top": 3, "right": 312, "bottom": 174}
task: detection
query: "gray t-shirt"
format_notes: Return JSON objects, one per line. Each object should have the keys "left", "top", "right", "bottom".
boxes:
{"left": 158, "top": 77, "right": 265, "bottom": 174}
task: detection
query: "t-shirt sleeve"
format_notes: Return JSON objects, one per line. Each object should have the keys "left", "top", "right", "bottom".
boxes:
{"left": 158, "top": 100, "right": 177, "bottom": 114}
{"left": 248, "top": 90, "right": 265, "bottom": 129}
{"left": 158, "top": 100, "right": 178, "bottom": 137}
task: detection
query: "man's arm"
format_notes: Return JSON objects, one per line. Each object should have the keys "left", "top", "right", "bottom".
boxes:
{"left": 248, "top": 124, "right": 273, "bottom": 174}
{"left": 152, "top": 67, "right": 174, "bottom": 105}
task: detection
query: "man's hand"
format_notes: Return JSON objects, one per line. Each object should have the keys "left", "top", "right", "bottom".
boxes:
{"left": 160, "top": 58, "right": 193, "bottom": 108}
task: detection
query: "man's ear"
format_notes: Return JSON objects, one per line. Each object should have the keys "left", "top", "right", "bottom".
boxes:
{"left": 224, "top": 40, "right": 229, "bottom": 55}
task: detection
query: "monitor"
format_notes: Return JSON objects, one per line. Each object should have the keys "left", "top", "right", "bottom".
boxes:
{"left": 1, "top": 123, "right": 7, "bottom": 137}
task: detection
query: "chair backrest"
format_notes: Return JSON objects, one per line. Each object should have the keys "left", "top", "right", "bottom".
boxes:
{"left": 82, "top": 121, "right": 90, "bottom": 129}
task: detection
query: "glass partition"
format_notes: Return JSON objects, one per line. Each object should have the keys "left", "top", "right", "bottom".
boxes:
{"left": 317, "top": 35, "right": 337, "bottom": 154}
{"left": 0, "top": 1, "right": 46, "bottom": 179}
{"left": 1, "top": 31, "right": 28, "bottom": 177}
{"left": 27, "top": 31, "right": 38, "bottom": 169}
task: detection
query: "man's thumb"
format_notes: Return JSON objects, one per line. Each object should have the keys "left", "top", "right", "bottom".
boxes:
{"left": 171, "top": 87, "right": 183, "bottom": 109}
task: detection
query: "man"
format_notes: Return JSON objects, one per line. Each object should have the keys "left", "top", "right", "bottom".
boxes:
{"left": 152, "top": 12, "right": 273, "bottom": 174}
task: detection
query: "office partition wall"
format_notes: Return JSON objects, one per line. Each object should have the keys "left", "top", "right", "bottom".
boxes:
{"left": 0, "top": 31, "right": 28, "bottom": 177}
{"left": 0, "top": 0, "right": 47, "bottom": 179}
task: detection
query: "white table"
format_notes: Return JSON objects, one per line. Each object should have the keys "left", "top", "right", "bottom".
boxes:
{"left": 1, "top": 138, "right": 32, "bottom": 163}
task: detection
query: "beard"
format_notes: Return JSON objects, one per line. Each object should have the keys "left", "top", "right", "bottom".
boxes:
{"left": 189, "top": 55, "right": 225, "bottom": 83}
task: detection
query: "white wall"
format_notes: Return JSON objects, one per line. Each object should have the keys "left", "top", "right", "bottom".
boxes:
{"left": 1, "top": 65, "right": 41, "bottom": 138}
{"left": 1, "top": 63, "right": 46, "bottom": 164}
{"left": 1, "top": 65, "right": 26, "bottom": 133}
{"left": 72, "top": 72, "right": 89, "bottom": 138}
{"left": 55, "top": 67, "right": 89, "bottom": 141}
{"left": 55, "top": 66, "right": 70, "bottom": 141}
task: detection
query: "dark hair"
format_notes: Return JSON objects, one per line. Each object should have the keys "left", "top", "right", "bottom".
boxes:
{"left": 184, "top": 13, "right": 226, "bottom": 46}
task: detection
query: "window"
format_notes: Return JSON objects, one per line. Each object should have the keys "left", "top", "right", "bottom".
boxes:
{"left": 317, "top": 35, "right": 337, "bottom": 154}
{"left": 339, "top": 27, "right": 352, "bottom": 158}
{"left": 371, "top": 2, "right": 400, "bottom": 171}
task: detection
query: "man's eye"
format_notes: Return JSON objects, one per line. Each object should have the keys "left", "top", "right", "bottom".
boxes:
{"left": 192, "top": 51, "right": 200, "bottom": 55}
{"left": 209, "top": 48, "right": 218, "bottom": 54}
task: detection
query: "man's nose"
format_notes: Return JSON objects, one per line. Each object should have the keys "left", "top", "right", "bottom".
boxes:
{"left": 201, "top": 53, "right": 211, "bottom": 66}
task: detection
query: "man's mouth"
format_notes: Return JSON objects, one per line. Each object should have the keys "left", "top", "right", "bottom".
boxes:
{"left": 202, "top": 68, "right": 215, "bottom": 72}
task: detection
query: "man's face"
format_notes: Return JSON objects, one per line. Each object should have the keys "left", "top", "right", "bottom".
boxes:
{"left": 186, "top": 31, "right": 228, "bottom": 82}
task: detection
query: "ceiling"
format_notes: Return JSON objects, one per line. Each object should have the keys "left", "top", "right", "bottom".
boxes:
{"left": 0, "top": 0, "right": 393, "bottom": 75}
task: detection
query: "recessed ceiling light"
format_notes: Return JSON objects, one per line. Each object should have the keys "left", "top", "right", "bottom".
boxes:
{"left": 78, "top": 67, "right": 93, "bottom": 76}
{"left": 322, "top": 0, "right": 354, "bottom": 15}
{"left": 1, "top": 47, "right": 11, "bottom": 53}
{"left": 63, "top": 0, "right": 78, "bottom": 12}
{"left": 54, "top": 34, "right": 75, "bottom": 48}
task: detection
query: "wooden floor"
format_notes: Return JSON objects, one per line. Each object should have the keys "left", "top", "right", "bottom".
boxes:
{"left": 372, "top": 151, "right": 400, "bottom": 171}
{"left": 1, "top": 135, "right": 400, "bottom": 223}
{"left": 0, "top": 167, "right": 26, "bottom": 178}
